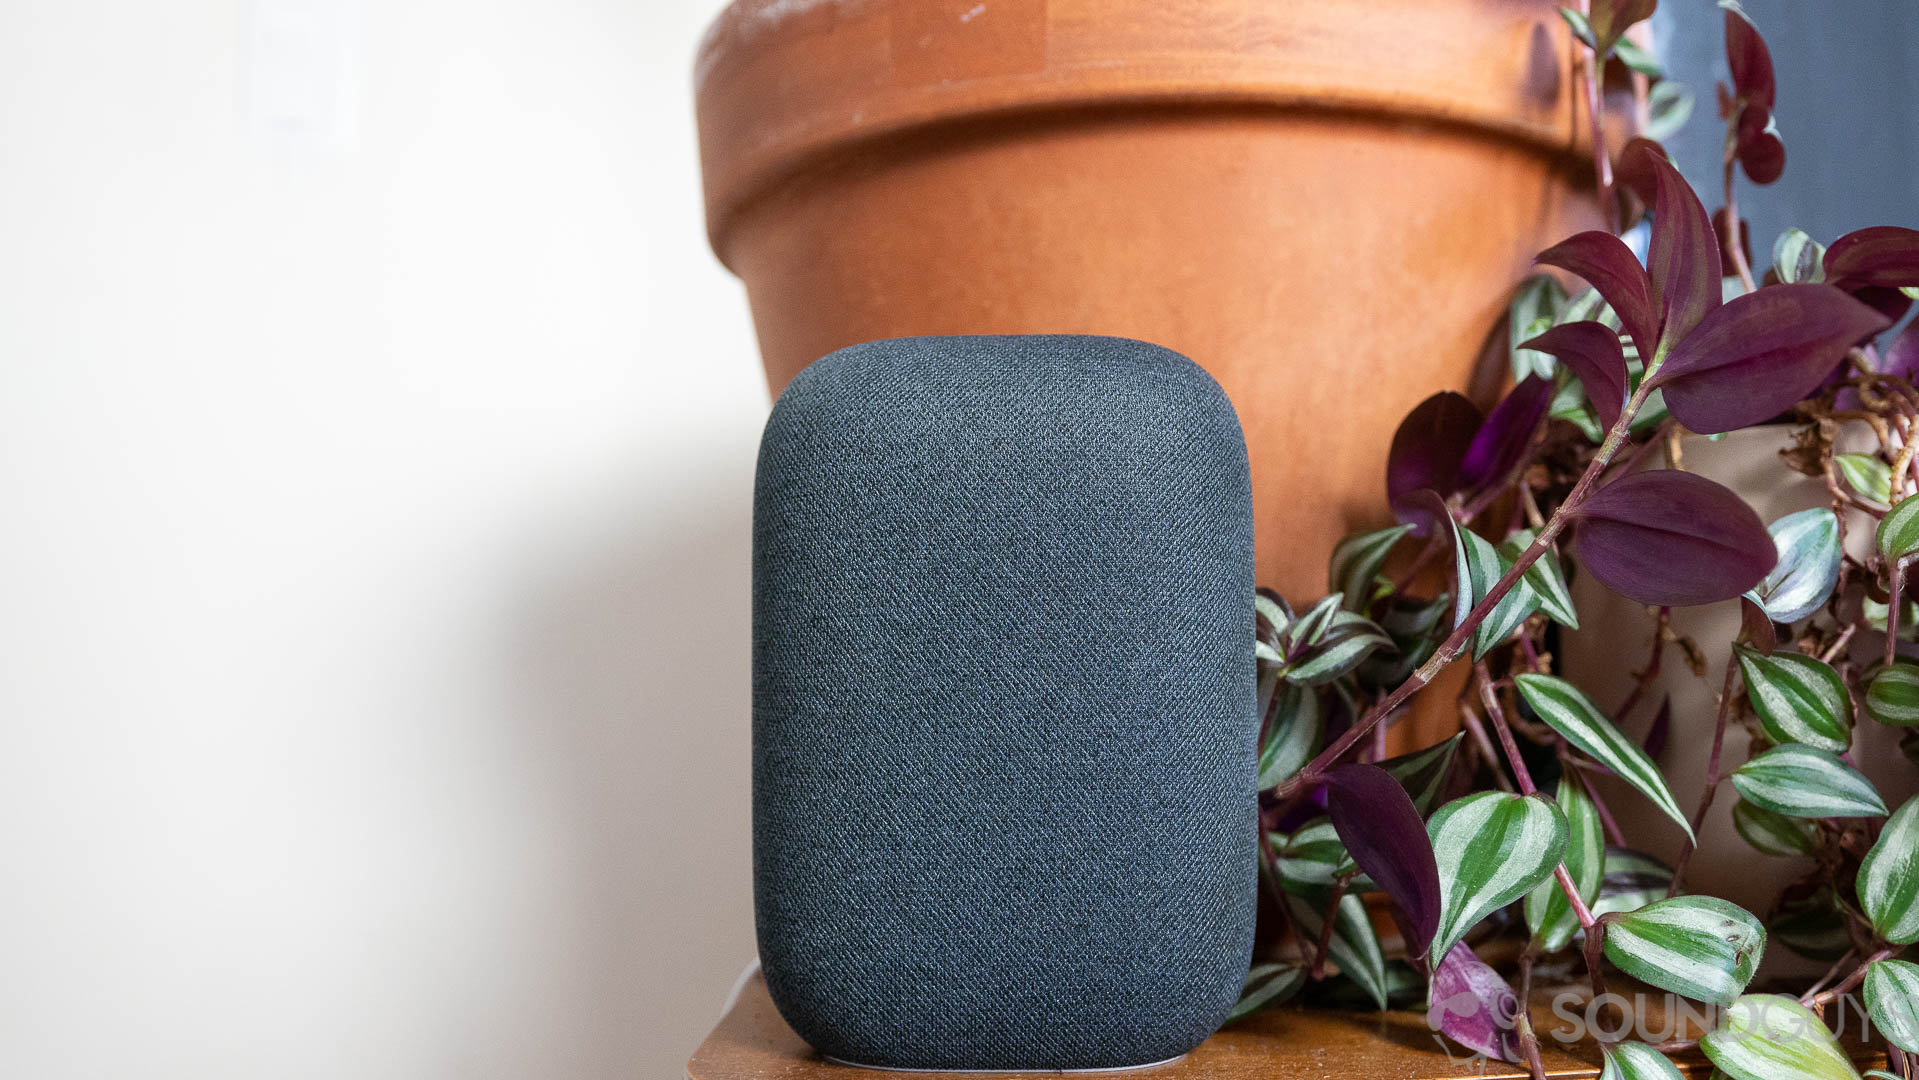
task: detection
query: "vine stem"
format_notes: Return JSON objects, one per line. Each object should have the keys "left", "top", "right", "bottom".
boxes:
{"left": 1890, "top": 559, "right": 1905, "bottom": 670}
{"left": 1275, "top": 377, "right": 1661, "bottom": 800}
{"left": 1720, "top": 131, "right": 1759, "bottom": 293}
{"left": 1582, "top": 0, "right": 1618, "bottom": 235}
{"left": 1478, "top": 664, "right": 1565, "bottom": 1080}
{"left": 1668, "top": 654, "right": 1742, "bottom": 897}
{"left": 1612, "top": 605, "right": 1672, "bottom": 723}
{"left": 1515, "top": 946, "right": 1547, "bottom": 1080}
{"left": 1801, "top": 948, "right": 1858, "bottom": 1002}
{"left": 1308, "top": 873, "right": 1352, "bottom": 981}
{"left": 1803, "top": 947, "right": 1895, "bottom": 1010}
{"left": 1477, "top": 663, "right": 1598, "bottom": 932}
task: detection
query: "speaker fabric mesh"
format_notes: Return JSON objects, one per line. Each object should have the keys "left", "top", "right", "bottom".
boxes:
{"left": 752, "top": 335, "right": 1256, "bottom": 1070}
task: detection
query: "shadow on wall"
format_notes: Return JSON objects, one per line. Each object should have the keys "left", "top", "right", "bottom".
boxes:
{"left": 512, "top": 456, "right": 756, "bottom": 1078}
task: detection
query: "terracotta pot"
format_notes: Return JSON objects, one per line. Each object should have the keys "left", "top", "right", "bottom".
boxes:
{"left": 1561, "top": 426, "right": 1919, "bottom": 979}
{"left": 697, "top": 0, "right": 1611, "bottom": 748}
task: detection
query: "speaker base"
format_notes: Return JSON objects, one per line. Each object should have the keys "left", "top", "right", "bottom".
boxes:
{"left": 822, "top": 1054, "right": 1188, "bottom": 1074}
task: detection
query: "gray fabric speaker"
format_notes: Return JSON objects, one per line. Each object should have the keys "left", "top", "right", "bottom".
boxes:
{"left": 751, "top": 334, "right": 1256, "bottom": 1071}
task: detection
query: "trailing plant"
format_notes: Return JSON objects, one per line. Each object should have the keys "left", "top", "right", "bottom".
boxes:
{"left": 1235, "top": 4, "right": 1919, "bottom": 1078}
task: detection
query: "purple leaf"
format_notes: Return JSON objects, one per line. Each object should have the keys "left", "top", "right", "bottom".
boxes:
{"left": 1638, "top": 142, "right": 1723, "bottom": 357}
{"left": 1643, "top": 696, "right": 1672, "bottom": 762}
{"left": 1883, "top": 318, "right": 1919, "bottom": 382}
{"left": 1427, "top": 942, "right": 1522, "bottom": 1064}
{"left": 1589, "top": 0, "right": 1656, "bottom": 56}
{"left": 1387, "top": 392, "right": 1482, "bottom": 505}
{"left": 1825, "top": 226, "right": 1919, "bottom": 291}
{"left": 1713, "top": 206, "right": 1753, "bottom": 272}
{"left": 1614, "top": 136, "right": 1666, "bottom": 215}
{"left": 1740, "top": 596, "right": 1778, "bottom": 656}
{"left": 1325, "top": 763, "right": 1441, "bottom": 957}
{"left": 1572, "top": 469, "right": 1777, "bottom": 607}
{"left": 1391, "top": 486, "right": 1454, "bottom": 541}
{"left": 1521, "top": 322, "right": 1628, "bottom": 431}
{"left": 1536, "top": 230, "right": 1661, "bottom": 361}
{"left": 1652, "top": 283, "right": 1891, "bottom": 434}
{"left": 1724, "top": 2, "right": 1776, "bottom": 108}
{"left": 1735, "top": 103, "right": 1785, "bottom": 185}
{"left": 1852, "top": 286, "right": 1916, "bottom": 326}
{"left": 1459, "top": 374, "right": 1554, "bottom": 489}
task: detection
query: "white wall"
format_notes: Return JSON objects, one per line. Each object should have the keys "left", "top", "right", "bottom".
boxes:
{"left": 0, "top": 0, "right": 762, "bottom": 1076}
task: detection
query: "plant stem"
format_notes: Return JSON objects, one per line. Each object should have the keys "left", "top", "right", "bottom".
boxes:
{"left": 1819, "top": 621, "right": 1857, "bottom": 664}
{"left": 1515, "top": 946, "right": 1547, "bottom": 1080}
{"left": 1804, "top": 947, "right": 1895, "bottom": 1010}
{"left": 1477, "top": 663, "right": 1597, "bottom": 932}
{"left": 1480, "top": 666, "right": 1538, "bottom": 797}
{"left": 1458, "top": 703, "right": 1517, "bottom": 794}
{"left": 1582, "top": 6, "right": 1618, "bottom": 235}
{"left": 1720, "top": 132, "right": 1758, "bottom": 293}
{"left": 1613, "top": 605, "right": 1672, "bottom": 723}
{"left": 1275, "top": 378, "right": 1659, "bottom": 800}
{"left": 1669, "top": 654, "right": 1743, "bottom": 897}
{"left": 1890, "top": 559, "right": 1905, "bottom": 670}
{"left": 1802, "top": 948, "right": 1858, "bottom": 1002}
{"left": 1308, "top": 874, "right": 1351, "bottom": 981}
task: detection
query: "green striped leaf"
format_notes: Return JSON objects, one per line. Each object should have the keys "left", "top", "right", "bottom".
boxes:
{"left": 1601, "top": 1042, "right": 1686, "bottom": 1080}
{"left": 1377, "top": 733, "right": 1464, "bottom": 816}
{"left": 1643, "top": 79, "right": 1693, "bottom": 143}
{"left": 1603, "top": 895, "right": 1765, "bottom": 1007}
{"left": 1510, "top": 273, "right": 1569, "bottom": 381}
{"left": 1557, "top": 6, "right": 1597, "bottom": 51}
{"left": 1879, "top": 495, "right": 1919, "bottom": 563}
{"left": 1284, "top": 891, "right": 1389, "bottom": 1010}
{"left": 1859, "top": 795, "right": 1919, "bottom": 944}
{"left": 1837, "top": 454, "right": 1893, "bottom": 506}
{"left": 1552, "top": 378, "right": 1607, "bottom": 443}
{"left": 1525, "top": 774, "right": 1604, "bottom": 953}
{"left": 1515, "top": 674, "right": 1694, "bottom": 841}
{"left": 1867, "top": 663, "right": 1919, "bottom": 727}
{"left": 1700, "top": 995, "right": 1862, "bottom": 1080}
{"left": 1732, "top": 799, "right": 1820, "bottom": 856}
{"left": 1774, "top": 227, "right": 1828, "bottom": 285}
{"left": 1226, "top": 962, "right": 1305, "bottom": 1023}
{"left": 1731, "top": 744, "right": 1887, "bottom": 819}
{"left": 1255, "top": 590, "right": 1292, "bottom": 641}
{"left": 1736, "top": 648, "right": 1852, "bottom": 751}
{"left": 1427, "top": 792, "right": 1568, "bottom": 965}
{"left": 1329, "top": 525, "right": 1412, "bottom": 611}
{"left": 1744, "top": 509, "right": 1841, "bottom": 624}
{"left": 1258, "top": 682, "right": 1322, "bottom": 789}
{"left": 1594, "top": 847, "right": 1675, "bottom": 919}
{"left": 1454, "top": 525, "right": 1541, "bottom": 660}
{"left": 1867, "top": 959, "right": 1919, "bottom": 1053}
{"left": 1271, "top": 819, "right": 1365, "bottom": 898}
{"left": 1278, "top": 599, "right": 1395, "bottom": 686}
{"left": 1769, "top": 889, "right": 1853, "bottom": 962}
{"left": 1612, "top": 34, "right": 1662, "bottom": 77}
{"left": 1501, "top": 528, "right": 1579, "bottom": 628}
{"left": 1357, "top": 592, "right": 1449, "bottom": 688}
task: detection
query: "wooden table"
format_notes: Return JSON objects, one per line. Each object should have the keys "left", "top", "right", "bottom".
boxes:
{"left": 687, "top": 972, "right": 1873, "bottom": 1079}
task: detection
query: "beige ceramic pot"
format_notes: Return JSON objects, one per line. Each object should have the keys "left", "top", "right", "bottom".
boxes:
{"left": 1561, "top": 426, "right": 1918, "bottom": 977}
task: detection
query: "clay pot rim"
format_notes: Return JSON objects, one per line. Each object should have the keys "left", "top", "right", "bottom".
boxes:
{"left": 695, "top": 0, "right": 1600, "bottom": 265}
